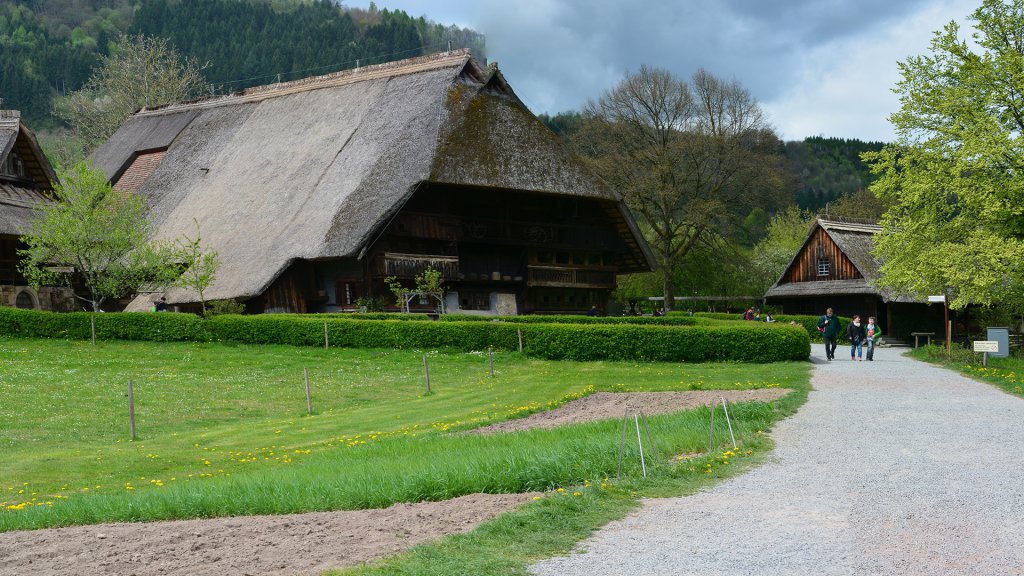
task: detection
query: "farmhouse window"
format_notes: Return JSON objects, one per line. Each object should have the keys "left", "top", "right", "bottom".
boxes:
{"left": 817, "top": 258, "right": 830, "bottom": 276}
{"left": 1, "top": 150, "right": 26, "bottom": 179}
{"left": 336, "top": 279, "right": 362, "bottom": 306}
{"left": 460, "top": 291, "right": 490, "bottom": 311}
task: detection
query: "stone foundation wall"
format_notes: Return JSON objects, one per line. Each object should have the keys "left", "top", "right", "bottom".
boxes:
{"left": 0, "top": 285, "right": 76, "bottom": 312}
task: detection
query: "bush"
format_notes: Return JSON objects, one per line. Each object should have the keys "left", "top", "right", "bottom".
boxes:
{"left": 206, "top": 299, "right": 246, "bottom": 316}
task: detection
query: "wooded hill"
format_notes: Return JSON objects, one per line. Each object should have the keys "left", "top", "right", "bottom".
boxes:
{"left": 539, "top": 114, "right": 885, "bottom": 216}
{"left": 0, "top": 0, "right": 485, "bottom": 129}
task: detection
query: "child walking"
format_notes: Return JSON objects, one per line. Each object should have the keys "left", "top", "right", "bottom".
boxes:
{"left": 847, "top": 315, "right": 866, "bottom": 361}
{"left": 865, "top": 316, "right": 882, "bottom": 361}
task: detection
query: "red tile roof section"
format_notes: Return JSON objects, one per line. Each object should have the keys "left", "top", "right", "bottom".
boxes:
{"left": 113, "top": 149, "right": 167, "bottom": 193}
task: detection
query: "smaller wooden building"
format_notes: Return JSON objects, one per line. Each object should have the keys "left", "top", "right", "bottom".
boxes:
{"left": 0, "top": 110, "right": 73, "bottom": 311}
{"left": 764, "top": 218, "right": 943, "bottom": 339}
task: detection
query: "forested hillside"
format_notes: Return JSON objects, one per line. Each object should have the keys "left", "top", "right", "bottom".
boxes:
{"left": 784, "top": 137, "right": 885, "bottom": 211}
{"left": 0, "top": 0, "right": 485, "bottom": 128}
{"left": 539, "top": 112, "right": 883, "bottom": 216}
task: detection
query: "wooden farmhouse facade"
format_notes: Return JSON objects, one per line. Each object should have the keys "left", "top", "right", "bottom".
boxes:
{"left": 0, "top": 110, "right": 73, "bottom": 311}
{"left": 93, "top": 51, "right": 655, "bottom": 315}
{"left": 764, "top": 218, "right": 944, "bottom": 339}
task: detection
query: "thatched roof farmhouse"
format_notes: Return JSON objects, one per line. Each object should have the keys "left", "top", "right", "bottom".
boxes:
{"left": 0, "top": 109, "right": 71, "bottom": 310}
{"left": 764, "top": 218, "right": 942, "bottom": 339}
{"left": 93, "top": 50, "right": 654, "bottom": 314}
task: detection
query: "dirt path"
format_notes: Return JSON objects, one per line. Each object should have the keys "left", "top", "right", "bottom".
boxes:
{"left": 0, "top": 389, "right": 788, "bottom": 576}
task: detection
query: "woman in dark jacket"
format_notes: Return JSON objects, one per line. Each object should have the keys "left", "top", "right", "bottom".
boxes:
{"left": 847, "top": 315, "right": 866, "bottom": 361}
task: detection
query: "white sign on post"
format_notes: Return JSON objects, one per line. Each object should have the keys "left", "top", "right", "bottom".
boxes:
{"left": 928, "top": 295, "right": 946, "bottom": 303}
{"left": 973, "top": 341, "right": 999, "bottom": 353}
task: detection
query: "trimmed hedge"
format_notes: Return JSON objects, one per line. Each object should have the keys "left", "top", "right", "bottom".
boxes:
{"left": 694, "top": 312, "right": 853, "bottom": 343}
{"left": 0, "top": 308, "right": 810, "bottom": 362}
{"left": 0, "top": 307, "right": 210, "bottom": 342}
{"left": 440, "top": 314, "right": 699, "bottom": 326}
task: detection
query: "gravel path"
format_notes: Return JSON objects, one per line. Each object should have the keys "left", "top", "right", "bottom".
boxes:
{"left": 531, "top": 344, "right": 1024, "bottom": 575}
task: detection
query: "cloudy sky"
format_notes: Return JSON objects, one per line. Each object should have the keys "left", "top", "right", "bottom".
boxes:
{"left": 347, "top": 0, "right": 981, "bottom": 142}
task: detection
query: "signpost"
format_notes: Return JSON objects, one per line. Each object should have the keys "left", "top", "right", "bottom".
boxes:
{"left": 928, "top": 294, "right": 951, "bottom": 359}
{"left": 973, "top": 340, "right": 999, "bottom": 366}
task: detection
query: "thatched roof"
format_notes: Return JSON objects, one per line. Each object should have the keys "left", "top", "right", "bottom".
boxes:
{"left": 765, "top": 219, "right": 919, "bottom": 303}
{"left": 0, "top": 110, "right": 54, "bottom": 236}
{"left": 93, "top": 50, "right": 654, "bottom": 308}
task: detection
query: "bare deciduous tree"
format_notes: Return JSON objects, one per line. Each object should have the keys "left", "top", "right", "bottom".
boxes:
{"left": 55, "top": 34, "right": 208, "bottom": 152}
{"left": 574, "top": 66, "right": 789, "bottom": 308}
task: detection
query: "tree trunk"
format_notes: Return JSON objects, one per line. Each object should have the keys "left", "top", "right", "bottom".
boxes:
{"left": 663, "top": 271, "right": 676, "bottom": 311}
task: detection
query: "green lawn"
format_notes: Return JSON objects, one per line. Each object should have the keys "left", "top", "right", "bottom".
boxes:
{"left": 0, "top": 337, "right": 809, "bottom": 536}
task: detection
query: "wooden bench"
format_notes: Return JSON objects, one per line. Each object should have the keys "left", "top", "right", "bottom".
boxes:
{"left": 910, "top": 332, "right": 935, "bottom": 348}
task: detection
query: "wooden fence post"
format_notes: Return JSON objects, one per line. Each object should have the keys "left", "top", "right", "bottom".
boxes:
{"left": 304, "top": 367, "right": 313, "bottom": 414}
{"left": 128, "top": 379, "right": 136, "bottom": 441}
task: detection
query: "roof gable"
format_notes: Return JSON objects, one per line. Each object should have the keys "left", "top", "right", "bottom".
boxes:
{"left": 0, "top": 110, "right": 57, "bottom": 236}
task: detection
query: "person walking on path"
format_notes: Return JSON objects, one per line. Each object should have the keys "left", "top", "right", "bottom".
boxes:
{"left": 817, "top": 307, "right": 841, "bottom": 361}
{"left": 865, "top": 316, "right": 881, "bottom": 361}
{"left": 847, "top": 315, "right": 866, "bottom": 361}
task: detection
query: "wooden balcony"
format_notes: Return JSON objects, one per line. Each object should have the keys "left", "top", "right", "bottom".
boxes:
{"left": 527, "top": 266, "right": 616, "bottom": 288}
{"left": 373, "top": 253, "right": 460, "bottom": 279}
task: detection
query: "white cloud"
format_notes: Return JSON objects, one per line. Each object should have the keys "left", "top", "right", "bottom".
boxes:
{"left": 763, "top": 0, "right": 979, "bottom": 141}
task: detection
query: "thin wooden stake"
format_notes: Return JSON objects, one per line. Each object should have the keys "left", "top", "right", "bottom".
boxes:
{"left": 423, "top": 355, "right": 431, "bottom": 394}
{"left": 720, "top": 396, "right": 737, "bottom": 449}
{"left": 634, "top": 414, "right": 647, "bottom": 478}
{"left": 304, "top": 367, "right": 313, "bottom": 415}
{"left": 128, "top": 379, "right": 136, "bottom": 441}
{"left": 488, "top": 346, "right": 494, "bottom": 376}
{"left": 91, "top": 315, "right": 96, "bottom": 346}
{"left": 617, "top": 411, "right": 628, "bottom": 479}
{"left": 517, "top": 328, "right": 523, "bottom": 353}
{"left": 324, "top": 322, "right": 329, "bottom": 349}
{"left": 708, "top": 400, "right": 716, "bottom": 452}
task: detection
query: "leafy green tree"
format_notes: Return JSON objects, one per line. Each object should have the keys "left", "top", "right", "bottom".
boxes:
{"left": 18, "top": 162, "right": 179, "bottom": 312}
{"left": 55, "top": 33, "right": 208, "bottom": 151}
{"left": 864, "top": 0, "right": 1024, "bottom": 309}
{"left": 173, "top": 219, "right": 219, "bottom": 316}
{"left": 751, "top": 206, "right": 814, "bottom": 291}
{"left": 825, "top": 188, "right": 889, "bottom": 221}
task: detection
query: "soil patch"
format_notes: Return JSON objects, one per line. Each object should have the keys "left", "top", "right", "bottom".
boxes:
{"left": 471, "top": 390, "right": 790, "bottom": 434}
{"left": 0, "top": 493, "right": 538, "bottom": 576}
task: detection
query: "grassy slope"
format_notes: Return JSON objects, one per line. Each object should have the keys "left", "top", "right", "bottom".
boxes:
{"left": 0, "top": 337, "right": 808, "bottom": 532}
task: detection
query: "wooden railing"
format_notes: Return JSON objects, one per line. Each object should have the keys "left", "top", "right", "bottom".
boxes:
{"left": 374, "top": 253, "right": 459, "bottom": 279}
{"left": 527, "top": 266, "right": 616, "bottom": 288}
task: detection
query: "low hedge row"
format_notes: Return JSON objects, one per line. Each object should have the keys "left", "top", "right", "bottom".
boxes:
{"left": 0, "top": 308, "right": 810, "bottom": 362}
{"left": 440, "top": 314, "right": 699, "bottom": 326}
{"left": 0, "top": 307, "right": 210, "bottom": 342}
{"left": 693, "top": 312, "right": 854, "bottom": 343}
